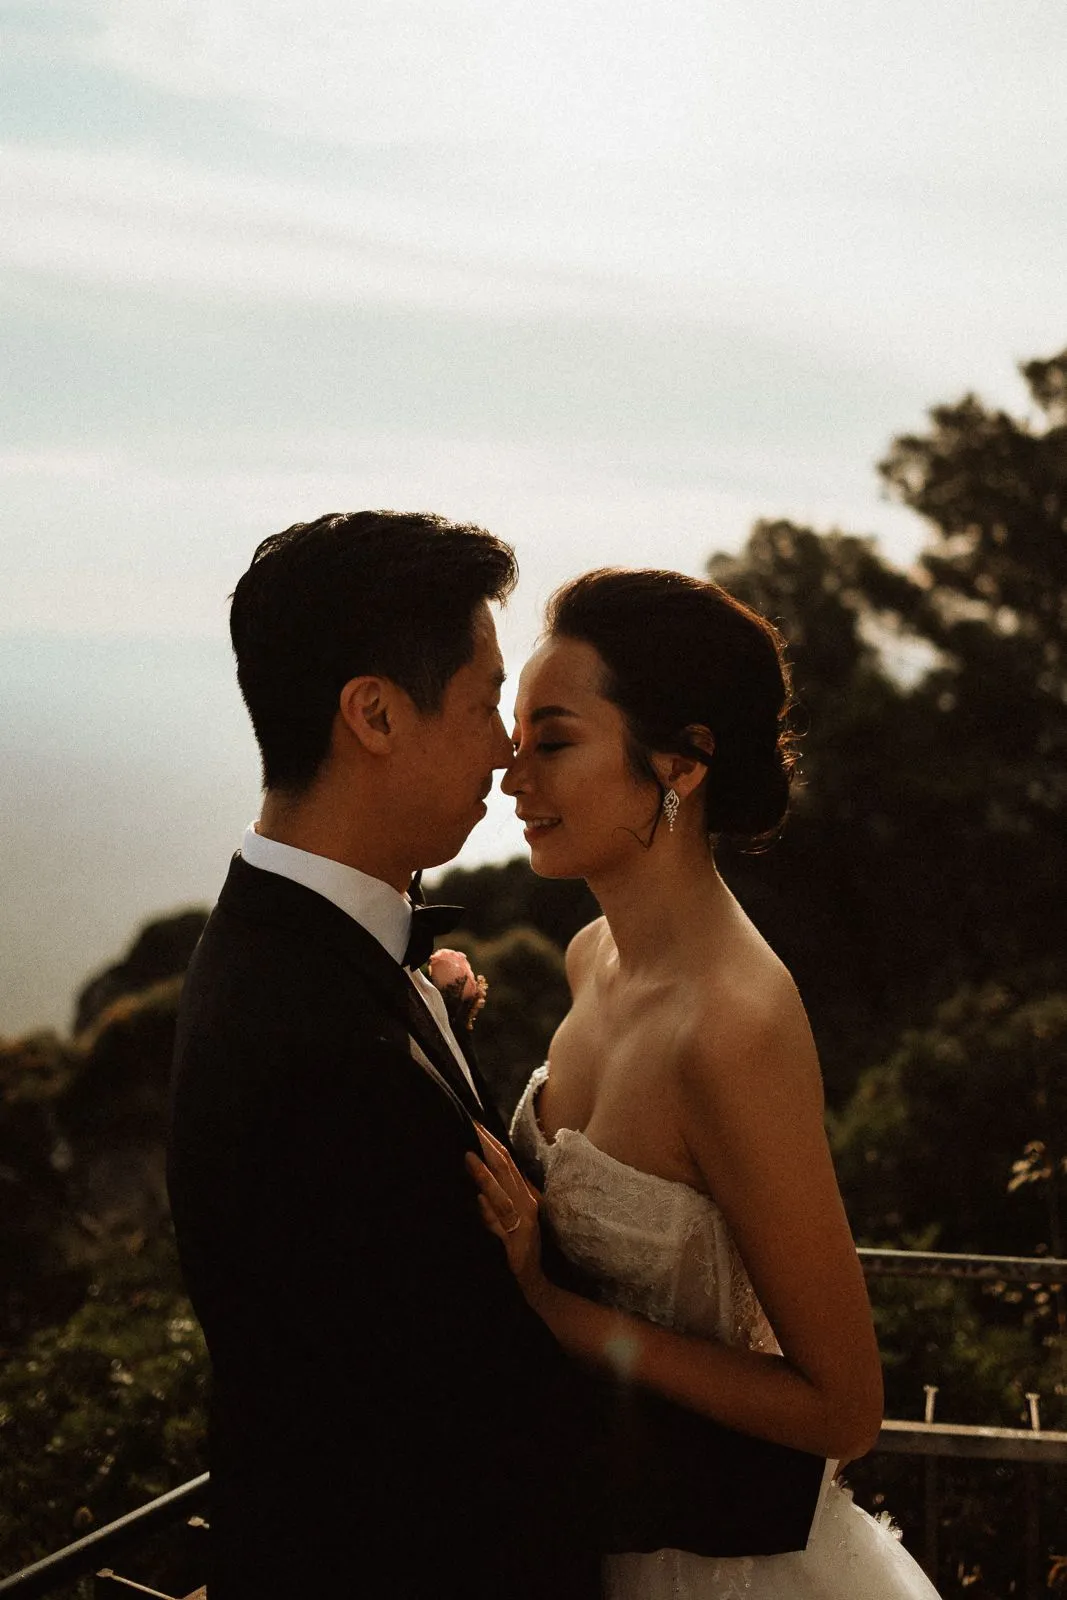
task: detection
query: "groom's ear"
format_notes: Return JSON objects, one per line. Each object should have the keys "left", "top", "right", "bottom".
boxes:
{"left": 337, "top": 675, "right": 397, "bottom": 755}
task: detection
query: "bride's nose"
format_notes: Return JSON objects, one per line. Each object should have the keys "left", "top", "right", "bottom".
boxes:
{"left": 501, "top": 747, "right": 526, "bottom": 796}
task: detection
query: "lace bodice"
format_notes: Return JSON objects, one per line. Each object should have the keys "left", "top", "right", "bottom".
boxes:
{"left": 511, "top": 1064, "right": 777, "bottom": 1355}
{"left": 510, "top": 1067, "right": 943, "bottom": 1597}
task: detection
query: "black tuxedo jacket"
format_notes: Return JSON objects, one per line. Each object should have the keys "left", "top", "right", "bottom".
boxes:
{"left": 168, "top": 856, "right": 824, "bottom": 1600}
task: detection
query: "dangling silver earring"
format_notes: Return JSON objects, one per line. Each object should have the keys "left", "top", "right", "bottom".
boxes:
{"left": 663, "top": 788, "right": 680, "bottom": 833}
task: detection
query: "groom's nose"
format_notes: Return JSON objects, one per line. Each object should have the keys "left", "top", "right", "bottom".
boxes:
{"left": 490, "top": 710, "right": 514, "bottom": 769}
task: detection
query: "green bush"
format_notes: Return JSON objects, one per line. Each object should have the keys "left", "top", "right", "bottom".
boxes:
{"left": 0, "top": 1235, "right": 207, "bottom": 1576}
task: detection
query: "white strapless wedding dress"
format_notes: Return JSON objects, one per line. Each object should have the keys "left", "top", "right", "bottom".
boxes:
{"left": 511, "top": 1065, "right": 941, "bottom": 1599}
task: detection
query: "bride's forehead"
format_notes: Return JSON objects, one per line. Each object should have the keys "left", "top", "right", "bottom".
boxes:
{"left": 517, "top": 636, "right": 605, "bottom": 703}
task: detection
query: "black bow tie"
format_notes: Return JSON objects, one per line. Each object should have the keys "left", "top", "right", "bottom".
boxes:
{"left": 403, "top": 901, "right": 465, "bottom": 970}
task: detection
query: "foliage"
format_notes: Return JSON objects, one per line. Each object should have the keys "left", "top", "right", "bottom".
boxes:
{"left": 832, "top": 985, "right": 1067, "bottom": 1258}
{"left": 435, "top": 856, "right": 599, "bottom": 952}
{"left": 446, "top": 925, "right": 571, "bottom": 1120}
{"left": 0, "top": 1235, "right": 206, "bottom": 1577}
{"left": 867, "top": 1264, "right": 1065, "bottom": 1430}
{"left": 0, "top": 1031, "right": 84, "bottom": 1339}
{"left": 1, "top": 971, "right": 188, "bottom": 1347}
{"left": 73, "top": 909, "right": 208, "bottom": 1035}
{"left": 702, "top": 357, "right": 1067, "bottom": 1103}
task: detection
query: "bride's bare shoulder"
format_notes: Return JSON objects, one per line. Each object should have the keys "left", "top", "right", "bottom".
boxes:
{"left": 681, "top": 944, "right": 823, "bottom": 1114}
{"left": 564, "top": 916, "right": 609, "bottom": 994}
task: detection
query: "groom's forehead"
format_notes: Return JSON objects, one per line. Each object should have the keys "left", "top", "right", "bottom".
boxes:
{"left": 471, "top": 638, "right": 506, "bottom": 689}
{"left": 469, "top": 605, "right": 505, "bottom": 679}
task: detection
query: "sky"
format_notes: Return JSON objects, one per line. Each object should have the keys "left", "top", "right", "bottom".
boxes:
{"left": 2, "top": 0, "right": 1066, "bottom": 1033}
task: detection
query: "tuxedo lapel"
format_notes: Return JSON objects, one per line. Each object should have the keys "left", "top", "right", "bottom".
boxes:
{"left": 453, "top": 1031, "right": 510, "bottom": 1146}
{"left": 219, "top": 855, "right": 487, "bottom": 1126}
{"left": 400, "top": 976, "right": 486, "bottom": 1123}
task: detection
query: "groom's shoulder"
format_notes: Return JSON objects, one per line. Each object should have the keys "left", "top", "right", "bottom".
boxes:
{"left": 180, "top": 858, "right": 387, "bottom": 1035}
{"left": 199, "top": 856, "right": 372, "bottom": 963}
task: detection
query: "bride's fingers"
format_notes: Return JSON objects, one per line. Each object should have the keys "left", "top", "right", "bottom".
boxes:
{"left": 465, "top": 1152, "right": 521, "bottom": 1226}
{"left": 473, "top": 1123, "right": 511, "bottom": 1170}
{"left": 474, "top": 1125, "right": 538, "bottom": 1206}
{"left": 473, "top": 1129, "right": 524, "bottom": 1200}
{"left": 474, "top": 1124, "right": 523, "bottom": 1178}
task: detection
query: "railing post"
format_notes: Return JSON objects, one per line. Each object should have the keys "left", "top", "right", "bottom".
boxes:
{"left": 922, "top": 1386, "right": 939, "bottom": 1580}
{"left": 94, "top": 1572, "right": 176, "bottom": 1598}
{"left": 1024, "top": 1393, "right": 1042, "bottom": 1600}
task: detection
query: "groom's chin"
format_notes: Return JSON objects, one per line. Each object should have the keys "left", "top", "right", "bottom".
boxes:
{"left": 420, "top": 808, "right": 488, "bottom": 870}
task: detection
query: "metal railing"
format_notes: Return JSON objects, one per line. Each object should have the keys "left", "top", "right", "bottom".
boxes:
{"left": 0, "top": 1478, "right": 207, "bottom": 1600}
{"left": 858, "top": 1245, "right": 1067, "bottom": 1598}
{"left": 2, "top": 1250, "right": 1065, "bottom": 1598}
{"left": 876, "top": 1414, "right": 1067, "bottom": 1595}
{"left": 857, "top": 1245, "right": 1067, "bottom": 1284}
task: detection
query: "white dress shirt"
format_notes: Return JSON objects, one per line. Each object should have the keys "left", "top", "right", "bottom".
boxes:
{"left": 240, "top": 823, "right": 480, "bottom": 1104}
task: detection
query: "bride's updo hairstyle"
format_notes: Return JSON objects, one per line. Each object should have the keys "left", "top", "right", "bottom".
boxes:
{"left": 545, "top": 568, "right": 797, "bottom": 848}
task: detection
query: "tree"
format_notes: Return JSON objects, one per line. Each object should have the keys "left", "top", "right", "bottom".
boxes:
{"left": 877, "top": 351, "right": 1067, "bottom": 965}
{"left": 74, "top": 910, "right": 208, "bottom": 1035}
{"left": 880, "top": 351, "right": 1067, "bottom": 732}
{"left": 704, "top": 352, "right": 1067, "bottom": 1096}
{"left": 0, "top": 1031, "right": 83, "bottom": 1340}
{"left": 706, "top": 521, "right": 951, "bottom": 1095}
{"left": 442, "top": 925, "right": 571, "bottom": 1120}
{"left": 831, "top": 984, "right": 1067, "bottom": 1262}
{"left": 434, "top": 857, "right": 599, "bottom": 951}
{"left": 1, "top": 912, "right": 203, "bottom": 1343}
{"left": 0, "top": 1237, "right": 207, "bottom": 1582}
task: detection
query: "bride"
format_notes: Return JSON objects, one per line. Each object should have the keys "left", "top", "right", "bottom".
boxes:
{"left": 467, "top": 567, "right": 940, "bottom": 1598}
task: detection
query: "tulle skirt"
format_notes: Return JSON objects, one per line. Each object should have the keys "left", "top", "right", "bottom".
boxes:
{"left": 603, "top": 1480, "right": 940, "bottom": 1599}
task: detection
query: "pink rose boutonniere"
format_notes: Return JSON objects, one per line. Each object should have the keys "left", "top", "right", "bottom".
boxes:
{"left": 428, "top": 948, "right": 489, "bottom": 1032}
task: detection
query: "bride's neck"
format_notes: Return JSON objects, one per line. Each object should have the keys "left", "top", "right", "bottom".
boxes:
{"left": 588, "top": 842, "right": 731, "bottom": 976}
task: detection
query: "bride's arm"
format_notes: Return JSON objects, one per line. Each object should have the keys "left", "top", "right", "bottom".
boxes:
{"left": 469, "top": 1002, "right": 882, "bottom": 1464}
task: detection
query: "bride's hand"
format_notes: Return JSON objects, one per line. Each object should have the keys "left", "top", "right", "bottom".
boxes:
{"left": 465, "top": 1125, "right": 545, "bottom": 1300}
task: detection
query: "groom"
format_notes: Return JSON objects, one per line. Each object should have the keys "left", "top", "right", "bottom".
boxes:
{"left": 168, "top": 510, "right": 824, "bottom": 1600}
{"left": 169, "top": 510, "right": 603, "bottom": 1599}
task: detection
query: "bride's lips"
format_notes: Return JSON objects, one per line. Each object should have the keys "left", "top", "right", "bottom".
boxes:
{"left": 519, "top": 814, "right": 561, "bottom": 842}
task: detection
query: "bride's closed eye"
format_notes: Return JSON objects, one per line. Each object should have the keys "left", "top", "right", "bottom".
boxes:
{"left": 511, "top": 738, "right": 572, "bottom": 755}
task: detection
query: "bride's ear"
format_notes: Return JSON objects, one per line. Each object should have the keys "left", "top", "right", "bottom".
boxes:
{"left": 653, "top": 726, "right": 714, "bottom": 800}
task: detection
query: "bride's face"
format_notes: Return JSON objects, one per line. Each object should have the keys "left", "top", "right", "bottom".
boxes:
{"left": 502, "top": 635, "right": 660, "bottom": 880}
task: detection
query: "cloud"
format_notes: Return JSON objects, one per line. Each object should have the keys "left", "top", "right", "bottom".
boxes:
{"left": 90, "top": 0, "right": 713, "bottom": 158}
{"left": 3, "top": 2, "right": 1060, "bottom": 365}
{"left": 0, "top": 141, "right": 624, "bottom": 313}
{"left": 0, "top": 446, "right": 123, "bottom": 478}
{"left": 87, "top": 0, "right": 1067, "bottom": 184}
{"left": 6, "top": 130, "right": 1062, "bottom": 396}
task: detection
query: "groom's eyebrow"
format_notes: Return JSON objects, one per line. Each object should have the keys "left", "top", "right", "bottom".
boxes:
{"left": 530, "top": 705, "right": 579, "bottom": 724}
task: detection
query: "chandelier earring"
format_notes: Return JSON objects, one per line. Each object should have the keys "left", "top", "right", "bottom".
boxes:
{"left": 662, "top": 788, "right": 681, "bottom": 834}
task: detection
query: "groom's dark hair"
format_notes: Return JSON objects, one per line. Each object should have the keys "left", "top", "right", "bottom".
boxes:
{"left": 230, "top": 510, "right": 517, "bottom": 793}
